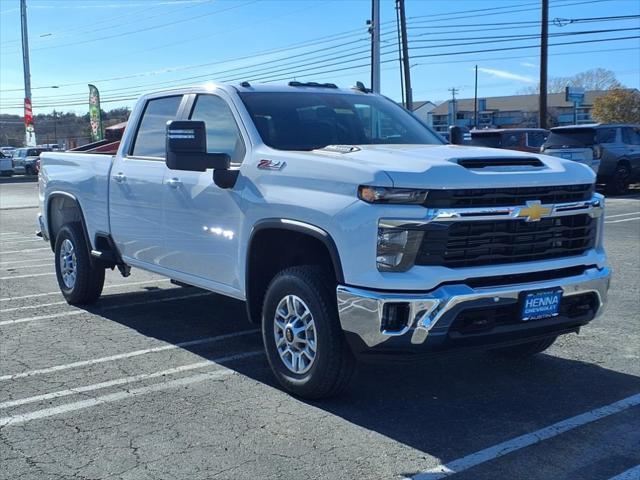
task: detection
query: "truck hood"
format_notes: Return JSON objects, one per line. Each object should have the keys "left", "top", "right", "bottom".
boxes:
{"left": 306, "top": 144, "right": 596, "bottom": 189}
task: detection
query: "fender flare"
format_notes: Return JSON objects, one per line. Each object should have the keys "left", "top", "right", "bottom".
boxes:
{"left": 244, "top": 218, "right": 345, "bottom": 323}
{"left": 46, "top": 191, "right": 94, "bottom": 260}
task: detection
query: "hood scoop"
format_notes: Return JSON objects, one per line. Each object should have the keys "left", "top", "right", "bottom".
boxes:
{"left": 457, "top": 157, "right": 544, "bottom": 169}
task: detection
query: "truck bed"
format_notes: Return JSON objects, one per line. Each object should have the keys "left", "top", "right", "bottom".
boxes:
{"left": 40, "top": 152, "right": 115, "bottom": 249}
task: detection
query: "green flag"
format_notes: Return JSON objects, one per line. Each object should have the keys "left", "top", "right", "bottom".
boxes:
{"left": 88, "top": 84, "right": 104, "bottom": 141}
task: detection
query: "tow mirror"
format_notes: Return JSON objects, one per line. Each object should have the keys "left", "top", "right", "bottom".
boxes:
{"left": 166, "top": 120, "right": 230, "bottom": 172}
{"left": 449, "top": 126, "right": 464, "bottom": 145}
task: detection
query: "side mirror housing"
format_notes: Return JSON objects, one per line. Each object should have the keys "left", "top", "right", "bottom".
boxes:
{"left": 166, "top": 120, "right": 231, "bottom": 172}
{"left": 449, "top": 126, "right": 464, "bottom": 145}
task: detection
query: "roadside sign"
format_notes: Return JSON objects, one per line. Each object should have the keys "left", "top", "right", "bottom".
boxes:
{"left": 565, "top": 86, "right": 585, "bottom": 105}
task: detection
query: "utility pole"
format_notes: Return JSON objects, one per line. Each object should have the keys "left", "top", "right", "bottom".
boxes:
{"left": 539, "top": 0, "right": 549, "bottom": 129}
{"left": 20, "top": 0, "right": 36, "bottom": 147}
{"left": 448, "top": 87, "right": 459, "bottom": 126}
{"left": 474, "top": 65, "right": 478, "bottom": 129}
{"left": 370, "top": 0, "right": 381, "bottom": 93}
{"left": 395, "top": 2, "right": 405, "bottom": 106}
{"left": 397, "top": 0, "right": 412, "bottom": 111}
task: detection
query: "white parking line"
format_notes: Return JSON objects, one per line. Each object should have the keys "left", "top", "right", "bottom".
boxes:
{"left": 0, "top": 271, "right": 54, "bottom": 280}
{"left": 0, "top": 238, "right": 43, "bottom": 245}
{"left": 0, "top": 291, "right": 212, "bottom": 326}
{"left": 0, "top": 329, "right": 259, "bottom": 381}
{"left": 606, "top": 211, "right": 640, "bottom": 219}
{"left": 0, "top": 278, "right": 170, "bottom": 302}
{"left": 408, "top": 393, "right": 640, "bottom": 480}
{"left": 0, "top": 285, "right": 176, "bottom": 313}
{"left": 0, "top": 247, "right": 51, "bottom": 254}
{"left": 0, "top": 258, "right": 51, "bottom": 267}
{"left": 0, "top": 350, "right": 263, "bottom": 409}
{"left": 0, "top": 350, "right": 264, "bottom": 426}
{"left": 2, "top": 262, "right": 51, "bottom": 271}
{"left": 605, "top": 217, "right": 640, "bottom": 224}
{"left": 607, "top": 465, "right": 640, "bottom": 480}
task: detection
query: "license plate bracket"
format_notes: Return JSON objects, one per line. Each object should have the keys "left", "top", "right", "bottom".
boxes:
{"left": 521, "top": 288, "right": 563, "bottom": 321}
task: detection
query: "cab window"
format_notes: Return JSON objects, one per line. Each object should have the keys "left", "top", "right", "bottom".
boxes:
{"left": 622, "top": 127, "right": 640, "bottom": 145}
{"left": 189, "top": 95, "right": 245, "bottom": 164}
{"left": 131, "top": 96, "right": 183, "bottom": 158}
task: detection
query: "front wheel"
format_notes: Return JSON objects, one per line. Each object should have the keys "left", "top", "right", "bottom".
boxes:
{"left": 54, "top": 223, "right": 105, "bottom": 305}
{"left": 262, "top": 266, "right": 355, "bottom": 399}
{"left": 606, "top": 164, "right": 631, "bottom": 196}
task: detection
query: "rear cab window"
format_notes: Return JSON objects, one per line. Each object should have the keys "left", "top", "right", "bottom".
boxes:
{"left": 545, "top": 128, "right": 596, "bottom": 148}
{"left": 131, "top": 95, "right": 183, "bottom": 158}
{"left": 470, "top": 134, "right": 502, "bottom": 148}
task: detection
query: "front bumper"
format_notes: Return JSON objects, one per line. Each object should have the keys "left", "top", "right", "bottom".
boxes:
{"left": 337, "top": 266, "right": 610, "bottom": 355}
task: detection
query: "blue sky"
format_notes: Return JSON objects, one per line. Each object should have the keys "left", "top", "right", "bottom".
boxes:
{"left": 0, "top": 0, "right": 639, "bottom": 115}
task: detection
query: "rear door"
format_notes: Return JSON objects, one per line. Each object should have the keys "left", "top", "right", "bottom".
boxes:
{"left": 160, "top": 92, "right": 248, "bottom": 295}
{"left": 621, "top": 126, "right": 640, "bottom": 177}
{"left": 109, "top": 95, "right": 186, "bottom": 266}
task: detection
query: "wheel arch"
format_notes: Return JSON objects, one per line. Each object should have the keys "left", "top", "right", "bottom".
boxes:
{"left": 46, "top": 192, "right": 93, "bottom": 257}
{"left": 244, "top": 219, "right": 344, "bottom": 324}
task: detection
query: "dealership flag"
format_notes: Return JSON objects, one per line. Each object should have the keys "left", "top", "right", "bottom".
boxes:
{"left": 88, "top": 84, "right": 104, "bottom": 141}
{"left": 24, "top": 98, "right": 36, "bottom": 147}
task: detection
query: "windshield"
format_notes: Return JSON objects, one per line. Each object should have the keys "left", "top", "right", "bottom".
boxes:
{"left": 26, "top": 148, "right": 47, "bottom": 156}
{"left": 545, "top": 128, "right": 596, "bottom": 148}
{"left": 238, "top": 91, "right": 444, "bottom": 151}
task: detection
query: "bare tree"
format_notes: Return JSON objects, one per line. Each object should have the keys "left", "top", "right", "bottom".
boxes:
{"left": 517, "top": 68, "right": 623, "bottom": 94}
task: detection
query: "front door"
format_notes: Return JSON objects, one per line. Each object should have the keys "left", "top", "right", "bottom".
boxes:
{"left": 109, "top": 95, "right": 184, "bottom": 266}
{"left": 161, "top": 92, "right": 248, "bottom": 296}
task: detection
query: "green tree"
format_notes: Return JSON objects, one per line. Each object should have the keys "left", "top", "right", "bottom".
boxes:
{"left": 592, "top": 89, "right": 640, "bottom": 124}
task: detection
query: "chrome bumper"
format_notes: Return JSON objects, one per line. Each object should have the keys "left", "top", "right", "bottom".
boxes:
{"left": 336, "top": 266, "right": 611, "bottom": 348}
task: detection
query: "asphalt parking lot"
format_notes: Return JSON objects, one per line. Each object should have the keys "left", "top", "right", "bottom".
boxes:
{"left": 1, "top": 178, "right": 639, "bottom": 480}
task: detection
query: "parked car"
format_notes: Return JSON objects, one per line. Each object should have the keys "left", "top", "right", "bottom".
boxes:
{"left": 0, "top": 151, "right": 13, "bottom": 177}
{"left": 542, "top": 124, "right": 640, "bottom": 195}
{"left": 38, "top": 82, "right": 609, "bottom": 399}
{"left": 0, "top": 146, "right": 16, "bottom": 157}
{"left": 471, "top": 128, "right": 549, "bottom": 153}
{"left": 11, "top": 147, "right": 50, "bottom": 176}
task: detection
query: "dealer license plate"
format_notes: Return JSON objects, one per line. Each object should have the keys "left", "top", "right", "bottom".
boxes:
{"left": 521, "top": 289, "right": 563, "bottom": 321}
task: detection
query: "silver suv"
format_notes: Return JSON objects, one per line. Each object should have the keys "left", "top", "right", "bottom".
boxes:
{"left": 542, "top": 124, "right": 640, "bottom": 195}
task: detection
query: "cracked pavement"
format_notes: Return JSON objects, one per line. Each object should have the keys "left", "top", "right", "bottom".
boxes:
{"left": 1, "top": 180, "right": 639, "bottom": 479}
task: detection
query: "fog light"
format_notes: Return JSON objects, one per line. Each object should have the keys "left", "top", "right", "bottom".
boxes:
{"left": 381, "top": 302, "right": 411, "bottom": 333}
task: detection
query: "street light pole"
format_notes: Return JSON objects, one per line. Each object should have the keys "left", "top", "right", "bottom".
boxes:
{"left": 20, "top": 0, "right": 36, "bottom": 147}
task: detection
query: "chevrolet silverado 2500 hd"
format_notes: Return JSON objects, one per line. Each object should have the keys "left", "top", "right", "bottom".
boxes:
{"left": 38, "top": 82, "right": 611, "bottom": 399}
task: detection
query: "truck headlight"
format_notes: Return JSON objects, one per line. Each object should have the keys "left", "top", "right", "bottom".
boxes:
{"left": 359, "top": 186, "right": 429, "bottom": 205}
{"left": 377, "top": 227, "right": 424, "bottom": 272}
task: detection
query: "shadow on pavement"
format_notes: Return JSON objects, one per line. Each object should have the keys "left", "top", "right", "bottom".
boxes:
{"left": 0, "top": 176, "right": 38, "bottom": 185}
{"left": 76, "top": 285, "right": 640, "bottom": 476}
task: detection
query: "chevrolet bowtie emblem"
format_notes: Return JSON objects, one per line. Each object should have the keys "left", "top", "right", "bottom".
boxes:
{"left": 518, "top": 201, "right": 552, "bottom": 222}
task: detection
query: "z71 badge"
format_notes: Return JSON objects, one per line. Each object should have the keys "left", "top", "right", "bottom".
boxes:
{"left": 258, "top": 159, "right": 286, "bottom": 171}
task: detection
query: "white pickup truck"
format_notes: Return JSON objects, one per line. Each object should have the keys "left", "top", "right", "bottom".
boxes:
{"left": 38, "top": 82, "right": 611, "bottom": 399}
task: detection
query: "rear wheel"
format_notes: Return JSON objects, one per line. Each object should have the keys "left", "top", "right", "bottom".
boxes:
{"left": 25, "top": 165, "right": 35, "bottom": 176}
{"left": 606, "top": 164, "right": 631, "bottom": 196}
{"left": 262, "top": 266, "right": 355, "bottom": 399}
{"left": 491, "top": 336, "right": 557, "bottom": 358}
{"left": 54, "top": 223, "right": 105, "bottom": 305}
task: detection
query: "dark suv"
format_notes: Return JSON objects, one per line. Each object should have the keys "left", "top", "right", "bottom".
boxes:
{"left": 471, "top": 128, "right": 548, "bottom": 153}
{"left": 542, "top": 124, "right": 640, "bottom": 195}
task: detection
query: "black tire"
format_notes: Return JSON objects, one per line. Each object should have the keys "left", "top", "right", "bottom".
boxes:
{"left": 54, "top": 223, "right": 105, "bottom": 305}
{"left": 25, "top": 165, "right": 34, "bottom": 176}
{"left": 491, "top": 336, "right": 557, "bottom": 358}
{"left": 261, "top": 266, "right": 356, "bottom": 399}
{"left": 606, "top": 164, "right": 631, "bottom": 196}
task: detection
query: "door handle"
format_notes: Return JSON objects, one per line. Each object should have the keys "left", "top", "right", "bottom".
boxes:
{"left": 165, "top": 177, "right": 182, "bottom": 188}
{"left": 113, "top": 172, "right": 126, "bottom": 183}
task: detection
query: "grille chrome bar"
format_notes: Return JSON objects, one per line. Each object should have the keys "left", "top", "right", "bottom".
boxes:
{"left": 379, "top": 196, "right": 603, "bottom": 228}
